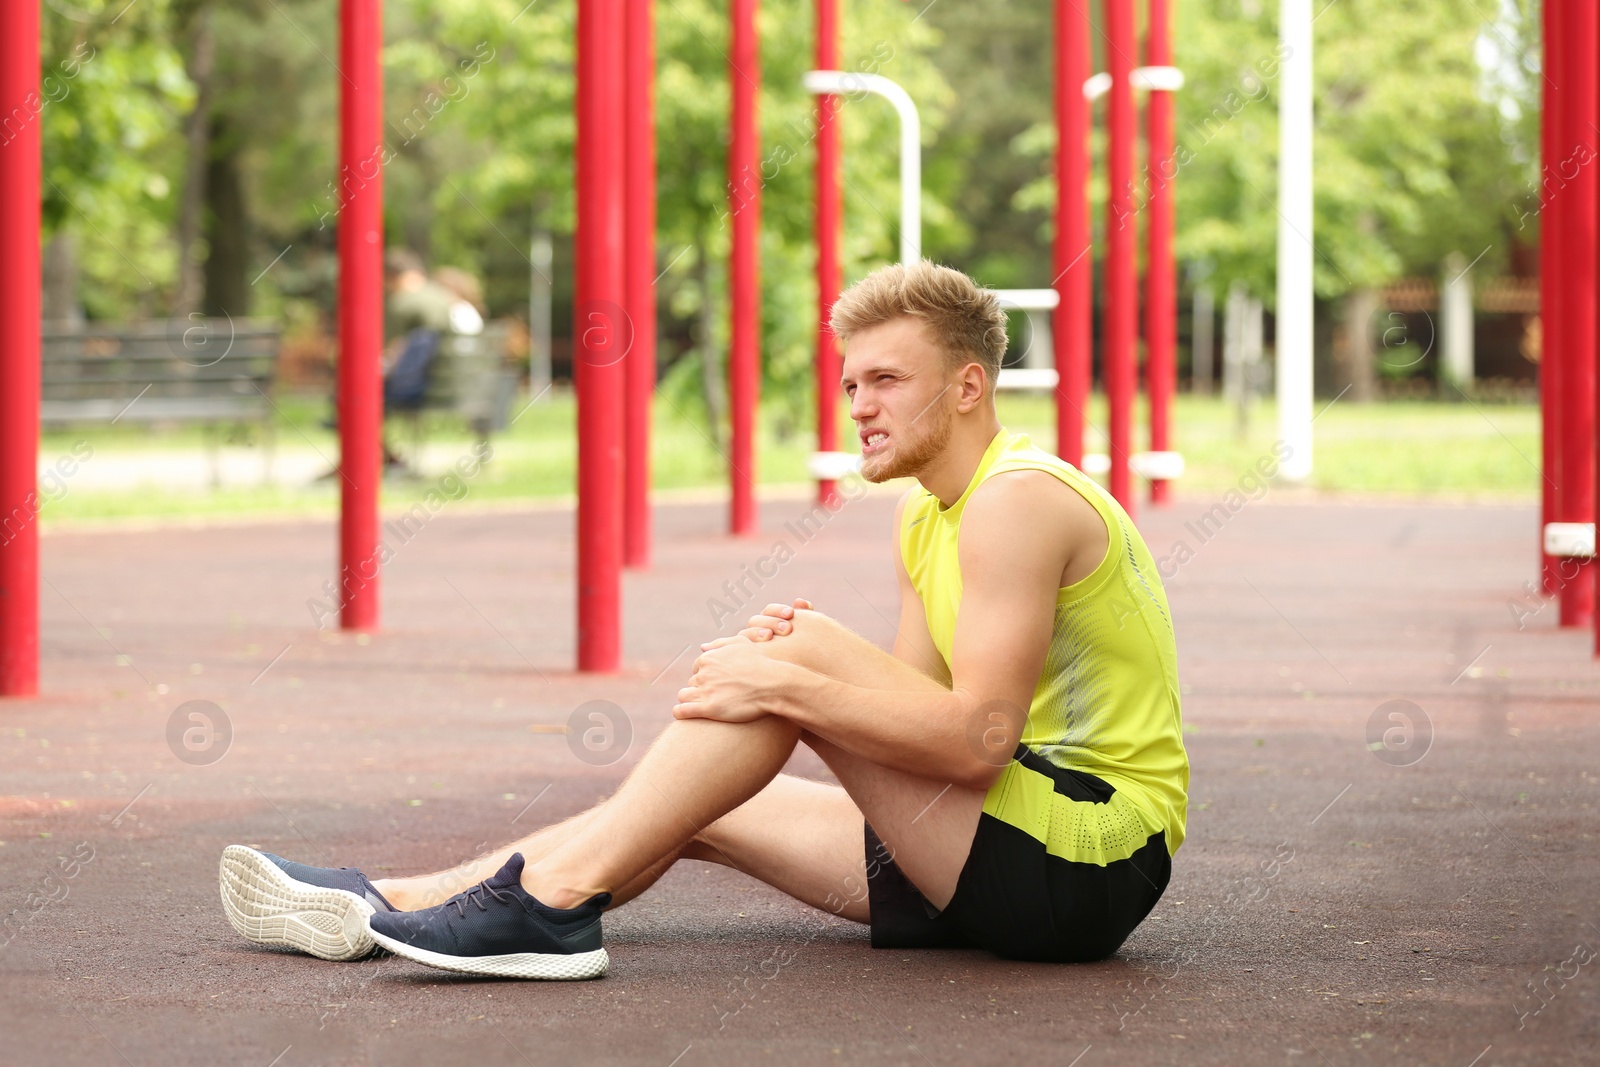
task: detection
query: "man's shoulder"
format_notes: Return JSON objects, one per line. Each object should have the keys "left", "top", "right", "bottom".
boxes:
{"left": 959, "top": 471, "right": 1078, "bottom": 549}
{"left": 963, "top": 466, "right": 1109, "bottom": 572}
{"left": 967, "top": 466, "right": 1078, "bottom": 515}
{"left": 975, "top": 440, "right": 1111, "bottom": 519}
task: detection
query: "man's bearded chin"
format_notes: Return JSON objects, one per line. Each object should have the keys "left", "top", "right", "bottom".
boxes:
{"left": 861, "top": 401, "right": 951, "bottom": 483}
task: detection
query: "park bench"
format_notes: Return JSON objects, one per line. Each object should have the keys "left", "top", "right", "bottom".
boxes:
{"left": 387, "top": 320, "right": 518, "bottom": 466}
{"left": 41, "top": 318, "right": 278, "bottom": 485}
{"left": 41, "top": 318, "right": 514, "bottom": 484}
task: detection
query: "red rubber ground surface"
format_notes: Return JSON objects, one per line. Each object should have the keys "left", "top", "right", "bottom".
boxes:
{"left": 1, "top": 488, "right": 1595, "bottom": 1065}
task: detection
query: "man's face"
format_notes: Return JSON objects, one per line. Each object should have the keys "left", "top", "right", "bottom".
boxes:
{"left": 841, "top": 316, "right": 956, "bottom": 483}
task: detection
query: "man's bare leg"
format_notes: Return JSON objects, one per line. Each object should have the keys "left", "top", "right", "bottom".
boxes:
{"left": 377, "top": 609, "right": 980, "bottom": 915}
{"left": 699, "top": 610, "right": 987, "bottom": 908}
{"left": 447, "top": 714, "right": 803, "bottom": 910}
{"left": 798, "top": 733, "right": 984, "bottom": 909}
{"left": 670, "top": 610, "right": 985, "bottom": 916}
{"left": 369, "top": 812, "right": 593, "bottom": 909}
{"left": 682, "top": 774, "right": 874, "bottom": 921}
{"left": 685, "top": 736, "right": 983, "bottom": 919}
{"left": 373, "top": 807, "right": 682, "bottom": 912}
{"left": 753, "top": 608, "right": 950, "bottom": 696}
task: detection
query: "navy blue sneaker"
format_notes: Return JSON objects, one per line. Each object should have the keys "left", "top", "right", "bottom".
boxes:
{"left": 367, "top": 853, "right": 609, "bottom": 979}
{"left": 219, "top": 844, "right": 395, "bottom": 961}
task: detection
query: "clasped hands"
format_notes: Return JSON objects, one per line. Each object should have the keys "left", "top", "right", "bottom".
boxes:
{"left": 672, "top": 598, "right": 814, "bottom": 724}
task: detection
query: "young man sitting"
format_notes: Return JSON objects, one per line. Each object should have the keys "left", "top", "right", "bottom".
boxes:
{"left": 219, "top": 260, "right": 1188, "bottom": 979}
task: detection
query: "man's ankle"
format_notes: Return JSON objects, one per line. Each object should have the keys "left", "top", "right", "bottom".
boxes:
{"left": 368, "top": 878, "right": 420, "bottom": 911}
{"left": 371, "top": 873, "right": 471, "bottom": 912}
{"left": 519, "top": 869, "right": 597, "bottom": 910}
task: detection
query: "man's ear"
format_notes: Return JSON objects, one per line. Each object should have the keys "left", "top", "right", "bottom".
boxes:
{"left": 956, "top": 362, "right": 989, "bottom": 413}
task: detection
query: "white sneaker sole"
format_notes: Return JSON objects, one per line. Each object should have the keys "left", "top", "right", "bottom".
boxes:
{"left": 219, "top": 844, "right": 379, "bottom": 961}
{"left": 367, "top": 926, "right": 609, "bottom": 980}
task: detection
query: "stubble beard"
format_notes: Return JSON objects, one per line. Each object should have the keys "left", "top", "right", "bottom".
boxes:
{"left": 860, "top": 399, "right": 952, "bottom": 483}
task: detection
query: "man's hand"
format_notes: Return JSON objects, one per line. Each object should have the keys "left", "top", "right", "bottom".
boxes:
{"left": 702, "top": 598, "right": 814, "bottom": 647}
{"left": 673, "top": 636, "right": 808, "bottom": 723}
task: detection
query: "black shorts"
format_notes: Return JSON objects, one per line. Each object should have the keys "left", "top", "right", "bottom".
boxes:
{"left": 864, "top": 749, "right": 1172, "bottom": 963}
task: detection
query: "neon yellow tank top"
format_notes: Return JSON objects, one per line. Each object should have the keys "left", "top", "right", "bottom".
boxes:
{"left": 900, "top": 427, "right": 1189, "bottom": 855}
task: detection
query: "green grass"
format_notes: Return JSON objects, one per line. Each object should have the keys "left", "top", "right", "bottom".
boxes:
{"left": 36, "top": 388, "right": 1540, "bottom": 530}
{"left": 996, "top": 392, "right": 1540, "bottom": 498}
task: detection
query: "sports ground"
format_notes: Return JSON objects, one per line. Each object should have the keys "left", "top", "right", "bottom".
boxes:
{"left": 0, "top": 485, "right": 1593, "bottom": 1065}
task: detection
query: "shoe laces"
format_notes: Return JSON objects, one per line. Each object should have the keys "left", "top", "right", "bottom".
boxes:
{"left": 447, "top": 879, "right": 515, "bottom": 919}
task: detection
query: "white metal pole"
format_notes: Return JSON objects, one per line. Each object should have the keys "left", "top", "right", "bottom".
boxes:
{"left": 804, "top": 70, "right": 920, "bottom": 263}
{"left": 1440, "top": 251, "right": 1475, "bottom": 389}
{"left": 1193, "top": 284, "right": 1214, "bottom": 395}
{"left": 1223, "top": 281, "right": 1245, "bottom": 406}
{"left": 1276, "top": 0, "right": 1314, "bottom": 480}
{"left": 530, "top": 231, "right": 552, "bottom": 398}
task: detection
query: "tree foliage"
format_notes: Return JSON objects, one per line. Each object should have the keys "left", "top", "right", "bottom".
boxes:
{"left": 1001, "top": 0, "right": 1532, "bottom": 302}
{"left": 34, "top": 0, "right": 1535, "bottom": 409}
{"left": 39, "top": 0, "right": 192, "bottom": 319}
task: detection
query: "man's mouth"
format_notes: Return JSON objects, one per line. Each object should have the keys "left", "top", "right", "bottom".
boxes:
{"left": 861, "top": 430, "right": 889, "bottom": 456}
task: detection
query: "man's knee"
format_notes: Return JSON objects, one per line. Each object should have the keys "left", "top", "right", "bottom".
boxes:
{"left": 756, "top": 608, "right": 847, "bottom": 670}
{"left": 660, "top": 713, "right": 802, "bottom": 780}
{"left": 789, "top": 608, "right": 844, "bottom": 636}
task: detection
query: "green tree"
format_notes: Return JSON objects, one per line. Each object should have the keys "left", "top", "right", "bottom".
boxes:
{"left": 386, "top": 0, "right": 950, "bottom": 436}
{"left": 1000, "top": 0, "right": 1529, "bottom": 395}
{"left": 39, "top": 0, "right": 193, "bottom": 321}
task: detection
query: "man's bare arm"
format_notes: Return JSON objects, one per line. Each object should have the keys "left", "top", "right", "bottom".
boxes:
{"left": 774, "top": 473, "right": 1076, "bottom": 789}
{"left": 720, "top": 491, "right": 946, "bottom": 677}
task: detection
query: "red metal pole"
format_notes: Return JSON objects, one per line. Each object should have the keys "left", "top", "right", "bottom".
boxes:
{"left": 1595, "top": 0, "right": 1600, "bottom": 657}
{"left": 624, "top": 0, "right": 656, "bottom": 569}
{"left": 729, "top": 0, "right": 761, "bottom": 536}
{"left": 576, "top": 0, "right": 627, "bottom": 671}
{"left": 1541, "top": 0, "right": 1566, "bottom": 598}
{"left": 1105, "top": 0, "right": 1137, "bottom": 514}
{"left": 0, "top": 0, "right": 41, "bottom": 696}
{"left": 337, "top": 0, "right": 383, "bottom": 632}
{"left": 815, "top": 0, "right": 843, "bottom": 509}
{"left": 1559, "top": 0, "right": 1597, "bottom": 627}
{"left": 1145, "top": 0, "right": 1176, "bottom": 505}
{"left": 1054, "top": 0, "right": 1090, "bottom": 468}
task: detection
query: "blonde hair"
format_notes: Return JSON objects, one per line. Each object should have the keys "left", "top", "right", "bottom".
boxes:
{"left": 829, "top": 260, "right": 1009, "bottom": 387}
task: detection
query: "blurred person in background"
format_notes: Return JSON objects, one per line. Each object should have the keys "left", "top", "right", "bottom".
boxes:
{"left": 380, "top": 249, "right": 457, "bottom": 419}
{"left": 433, "top": 265, "right": 486, "bottom": 338}
{"left": 318, "top": 249, "right": 459, "bottom": 477}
